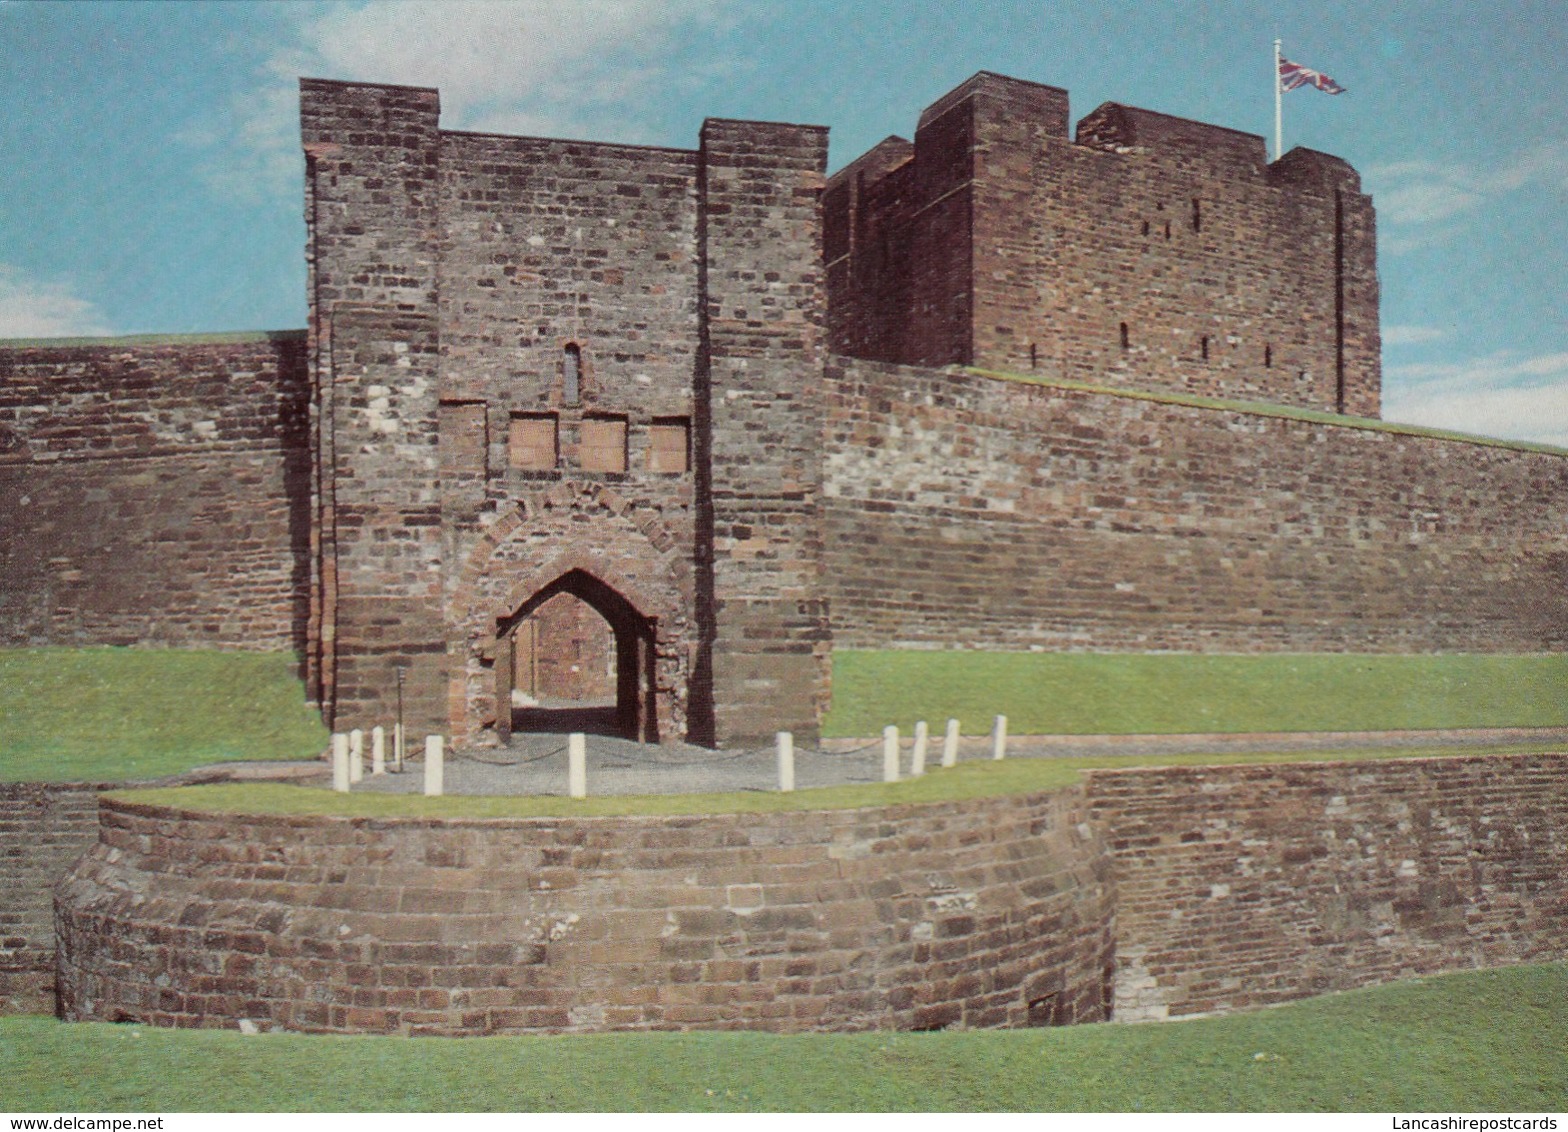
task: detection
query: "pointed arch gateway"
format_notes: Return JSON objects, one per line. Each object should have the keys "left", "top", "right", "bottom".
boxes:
{"left": 449, "top": 481, "right": 695, "bottom": 746}
{"left": 495, "top": 568, "right": 658, "bottom": 742}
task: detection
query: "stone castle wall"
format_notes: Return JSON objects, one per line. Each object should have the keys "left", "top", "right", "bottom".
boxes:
{"left": 0, "top": 784, "right": 107, "bottom": 1013}
{"left": 1086, "top": 753, "right": 1568, "bottom": 1020}
{"left": 301, "top": 80, "right": 447, "bottom": 734}
{"left": 694, "top": 117, "right": 834, "bottom": 745}
{"left": 0, "top": 334, "right": 310, "bottom": 651}
{"left": 1, "top": 72, "right": 1561, "bottom": 754}
{"left": 821, "top": 359, "right": 1568, "bottom": 654}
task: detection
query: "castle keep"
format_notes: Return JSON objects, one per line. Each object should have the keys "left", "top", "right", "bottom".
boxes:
{"left": 2, "top": 72, "right": 1564, "bottom": 747}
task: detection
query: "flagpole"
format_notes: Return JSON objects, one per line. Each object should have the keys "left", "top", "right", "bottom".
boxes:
{"left": 1273, "top": 37, "right": 1283, "bottom": 162}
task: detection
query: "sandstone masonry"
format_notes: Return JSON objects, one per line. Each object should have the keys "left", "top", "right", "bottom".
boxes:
{"left": 0, "top": 783, "right": 105, "bottom": 1013}
{"left": 48, "top": 750, "right": 1568, "bottom": 1034}
{"left": 55, "top": 787, "right": 1114, "bottom": 1033}
{"left": 1, "top": 70, "right": 1563, "bottom": 748}
{"left": 0, "top": 334, "right": 309, "bottom": 651}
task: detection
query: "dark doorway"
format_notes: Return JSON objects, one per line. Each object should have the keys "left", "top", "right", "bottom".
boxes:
{"left": 495, "top": 569, "right": 658, "bottom": 742}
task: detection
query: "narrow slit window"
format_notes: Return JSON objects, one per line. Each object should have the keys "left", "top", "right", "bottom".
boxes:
{"left": 563, "top": 344, "right": 582, "bottom": 404}
{"left": 1119, "top": 322, "right": 1130, "bottom": 351}
{"left": 1265, "top": 343, "right": 1273, "bottom": 368}
{"left": 1192, "top": 198, "right": 1201, "bottom": 232}
{"left": 1201, "top": 335, "right": 1210, "bottom": 361}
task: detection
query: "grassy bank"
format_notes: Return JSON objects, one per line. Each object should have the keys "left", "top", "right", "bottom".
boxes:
{"left": 117, "top": 743, "right": 1562, "bottom": 820}
{"left": 823, "top": 651, "right": 1568, "bottom": 737}
{"left": 0, "top": 648, "right": 327, "bottom": 783}
{"left": 2, "top": 963, "right": 1563, "bottom": 1111}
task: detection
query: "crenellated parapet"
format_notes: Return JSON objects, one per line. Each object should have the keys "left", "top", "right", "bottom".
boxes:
{"left": 826, "top": 71, "right": 1381, "bottom": 415}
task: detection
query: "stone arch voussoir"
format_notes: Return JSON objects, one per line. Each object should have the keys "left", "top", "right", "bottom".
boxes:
{"left": 447, "top": 481, "right": 694, "bottom": 744}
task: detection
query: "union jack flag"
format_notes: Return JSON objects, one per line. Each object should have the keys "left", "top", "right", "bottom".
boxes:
{"left": 1279, "top": 57, "right": 1345, "bottom": 94}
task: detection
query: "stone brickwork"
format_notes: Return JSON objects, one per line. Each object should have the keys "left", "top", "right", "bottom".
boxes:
{"left": 822, "top": 359, "right": 1568, "bottom": 654}
{"left": 0, "top": 784, "right": 106, "bottom": 1013}
{"left": 4, "top": 70, "right": 1564, "bottom": 756}
{"left": 45, "top": 750, "right": 1568, "bottom": 1033}
{"left": 430, "top": 123, "right": 704, "bottom": 743}
{"left": 0, "top": 334, "right": 310, "bottom": 651}
{"left": 826, "top": 72, "right": 1380, "bottom": 415}
{"left": 521, "top": 592, "right": 616, "bottom": 702}
{"left": 302, "top": 80, "right": 446, "bottom": 735}
{"left": 297, "top": 79, "right": 835, "bottom": 746}
{"left": 55, "top": 788, "right": 1114, "bottom": 1034}
{"left": 695, "top": 118, "right": 834, "bottom": 744}
{"left": 1085, "top": 753, "right": 1568, "bottom": 1020}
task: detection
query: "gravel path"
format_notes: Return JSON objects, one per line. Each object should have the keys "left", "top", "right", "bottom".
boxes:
{"left": 329, "top": 725, "right": 1568, "bottom": 798}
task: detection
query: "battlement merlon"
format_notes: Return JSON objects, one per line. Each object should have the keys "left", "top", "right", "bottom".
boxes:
{"left": 1076, "top": 102, "right": 1267, "bottom": 172}
{"left": 825, "top": 136, "right": 915, "bottom": 195}
{"left": 1268, "top": 145, "right": 1364, "bottom": 194}
{"left": 917, "top": 71, "right": 1071, "bottom": 137}
{"left": 299, "top": 77, "right": 441, "bottom": 154}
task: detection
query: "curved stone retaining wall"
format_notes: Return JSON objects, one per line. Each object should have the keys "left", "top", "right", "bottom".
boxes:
{"left": 55, "top": 789, "right": 1114, "bottom": 1035}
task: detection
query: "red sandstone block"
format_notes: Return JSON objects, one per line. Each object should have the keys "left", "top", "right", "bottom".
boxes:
{"left": 662, "top": 1003, "right": 723, "bottom": 1024}
{"left": 397, "top": 887, "right": 468, "bottom": 914}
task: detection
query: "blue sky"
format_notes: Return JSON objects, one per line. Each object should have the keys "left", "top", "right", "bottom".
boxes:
{"left": 3, "top": 0, "right": 1566, "bottom": 444}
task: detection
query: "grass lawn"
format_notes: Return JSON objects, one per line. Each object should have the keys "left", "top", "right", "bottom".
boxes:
{"left": 119, "top": 742, "right": 1563, "bottom": 820}
{"left": 1, "top": 963, "right": 1563, "bottom": 1111}
{"left": 823, "top": 651, "right": 1568, "bottom": 738}
{"left": 0, "top": 648, "right": 328, "bottom": 783}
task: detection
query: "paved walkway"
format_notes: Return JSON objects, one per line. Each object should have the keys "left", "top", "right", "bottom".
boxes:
{"left": 317, "top": 725, "right": 1568, "bottom": 798}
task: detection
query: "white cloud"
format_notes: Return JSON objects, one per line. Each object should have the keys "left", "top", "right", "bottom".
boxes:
{"left": 185, "top": 0, "right": 743, "bottom": 204}
{"left": 1381, "top": 325, "right": 1448, "bottom": 347}
{"left": 1383, "top": 350, "right": 1568, "bottom": 447}
{"left": 1368, "top": 144, "right": 1568, "bottom": 254}
{"left": 0, "top": 265, "right": 113, "bottom": 338}
{"left": 291, "top": 0, "right": 736, "bottom": 126}
{"left": 178, "top": 83, "right": 303, "bottom": 206}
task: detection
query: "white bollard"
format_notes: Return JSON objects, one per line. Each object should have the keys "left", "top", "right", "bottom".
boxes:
{"left": 911, "top": 720, "right": 929, "bottom": 777}
{"left": 393, "top": 722, "right": 404, "bottom": 773}
{"left": 942, "top": 718, "right": 960, "bottom": 767}
{"left": 423, "top": 735, "right": 444, "bottom": 797}
{"left": 777, "top": 731, "right": 795, "bottom": 793}
{"left": 992, "top": 714, "right": 1008, "bottom": 760}
{"left": 568, "top": 732, "right": 588, "bottom": 799}
{"left": 882, "top": 725, "right": 900, "bottom": 783}
{"left": 349, "top": 728, "right": 364, "bottom": 783}
{"left": 331, "top": 733, "right": 350, "bottom": 793}
{"left": 371, "top": 726, "right": 386, "bottom": 776}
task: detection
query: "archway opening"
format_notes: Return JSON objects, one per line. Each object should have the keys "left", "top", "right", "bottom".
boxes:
{"left": 494, "top": 568, "right": 658, "bottom": 742}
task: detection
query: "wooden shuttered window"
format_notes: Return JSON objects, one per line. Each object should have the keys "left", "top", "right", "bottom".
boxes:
{"left": 579, "top": 415, "right": 627, "bottom": 473}
{"left": 508, "top": 413, "right": 557, "bottom": 471}
{"left": 648, "top": 418, "right": 689, "bottom": 474}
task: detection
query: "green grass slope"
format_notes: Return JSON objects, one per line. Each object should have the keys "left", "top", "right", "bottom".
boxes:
{"left": 823, "top": 651, "right": 1568, "bottom": 737}
{"left": 0, "top": 648, "right": 328, "bottom": 783}
{"left": 120, "top": 742, "right": 1562, "bottom": 820}
{"left": 2, "top": 964, "right": 1563, "bottom": 1111}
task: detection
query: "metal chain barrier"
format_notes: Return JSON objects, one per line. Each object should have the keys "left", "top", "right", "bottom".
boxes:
{"left": 458, "top": 741, "right": 569, "bottom": 767}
